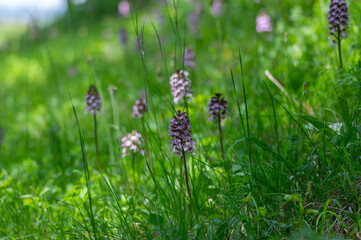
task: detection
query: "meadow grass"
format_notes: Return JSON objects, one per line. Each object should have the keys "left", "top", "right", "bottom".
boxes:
{"left": 0, "top": 0, "right": 361, "bottom": 239}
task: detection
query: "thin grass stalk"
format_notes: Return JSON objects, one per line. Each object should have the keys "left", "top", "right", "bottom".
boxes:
{"left": 109, "top": 90, "right": 119, "bottom": 128}
{"left": 271, "top": 95, "right": 317, "bottom": 183}
{"left": 230, "top": 70, "right": 246, "bottom": 144}
{"left": 230, "top": 69, "right": 254, "bottom": 190}
{"left": 181, "top": 147, "right": 193, "bottom": 205}
{"left": 132, "top": 152, "right": 136, "bottom": 185}
{"left": 171, "top": 0, "right": 181, "bottom": 70}
{"left": 238, "top": 50, "right": 253, "bottom": 162}
{"left": 105, "top": 127, "right": 115, "bottom": 163}
{"left": 130, "top": 5, "right": 164, "bottom": 178}
{"left": 44, "top": 43, "right": 60, "bottom": 92}
{"left": 337, "top": 28, "right": 343, "bottom": 69}
{"left": 70, "top": 94, "right": 99, "bottom": 239}
{"left": 141, "top": 117, "right": 152, "bottom": 170}
{"left": 217, "top": 113, "right": 225, "bottom": 164}
{"left": 93, "top": 113, "right": 102, "bottom": 171}
{"left": 183, "top": 95, "right": 189, "bottom": 116}
{"left": 181, "top": 25, "right": 187, "bottom": 71}
{"left": 152, "top": 23, "right": 168, "bottom": 81}
{"left": 180, "top": 155, "right": 183, "bottom": 196}
{"left": 100, "top": 173, "right": 134, "bottom": 239}
{"left": 263, "top": 82, "right": 280, "bottom": 152}
{"left": 263, "top": 81, "right": 283, "bottom": 188}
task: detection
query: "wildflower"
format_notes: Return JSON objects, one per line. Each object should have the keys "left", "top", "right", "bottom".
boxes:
{"left": 169, "top": 110, "right": 196, "bottom": 156}
{"left": 207, "top": 93, "right": 228, "bottom": 160}
{"left": 188, "top": 3, "right": 203, "bottom": 35}
{"left": 85, "top": 85, "right": 102, "bottom": 115}
{"left": 256, "top": 13, "right": 273, "bottom": 33}
{"left": 328, "top": 0, "right": 349, "bottom": 45}
{"left": 207, "top": 93, "right": 228, "bottom": 121}
{"left": 154, "top": 10, "right": 164, "bottom": 23}
{"left": 170, "top": 70, "right": 193, "bottom": 104}
{"left": 118, "top": 28, "right": 128, "bottom": 46}
{"left": 121, "top": 130, "right": 144, "bottom": 157}
{"left": 118, "top": 1, "right": 130, "bottom": 17}
{"left": 211, "top": 0, "right": 223, "bottom": 17}
{"left": 184, "top": 47, "right": 196, "bottom": 70}
{"left": 169, "top": 110, "right": 195, "bottom": 204}
{"left": 189, "top": 11, "right": 201, "bottom": 35}
{"left": 85, "top": 85, "right": 102, "bottom": 170}
{"left": 132, "top": 98, "right": 147, "bottom": 118}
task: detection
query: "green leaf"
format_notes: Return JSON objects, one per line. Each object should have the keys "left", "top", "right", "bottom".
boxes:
{"left": 148, "top": 213, "right": 164, "bottom": 227}
{"left": 355, "top": 125, "right": 361, "bottom": 136}
{"left": 305, "top": 209, "right": 319, "bottom": 215}
{"left": 296, "top": 114, "right": 336, "bottom": 138}
{"left": 259, "top": 206, "right": 268, "bottom": 217}
{"left": 215, "top": 222, "right": 228, "bottom": 240}
{"left": 241, "top": 193, "right": 252, "bottom": 203}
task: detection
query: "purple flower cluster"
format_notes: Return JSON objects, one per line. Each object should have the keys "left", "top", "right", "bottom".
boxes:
{"left": 118, "top": 28, "right": 128, "bottom": 46}
{"left": 169, "top": 110, "right": 196, "bottom": 156}
{"left": 184, "top": 47, "right": 196, "bottom": 70}
{"left": 256, "top": 13, "right": 272, "bottom": 33}
{"left": 207, "top": 93, "right": 228, "bottom": 121}
{"left": 85, "top": 85, "right": 102, "bottom": 115}
{"left": 121, "top": 130, "right": 144, "bottom": 157}
{"left": 328, "top": 0, "right": 349, "bottom": 44}
{"left": 118, "top": 1, "right": 130, "bottom": 17}
{"left": 170, "top": 70, "right": 193, "bottom": 104}
{"left": 132, "top": 97, "right": 147, "bottom": 118}
{"left": 211, "top": 0, "right": 223, "bottom": 18}
{"left": 188, "top": 3, "right": 203, "bottom": 36}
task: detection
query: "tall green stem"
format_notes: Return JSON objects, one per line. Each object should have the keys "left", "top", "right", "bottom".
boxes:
{"left": 183, "top": 95, "right": 189, "bottom": 115}
{"left": 217, "top": 113, "right": 225, "bottom": 162}
{"left": 181, "top": 147, "right": 193, "bottom": 205}
{"left": 179, "top": 156, "right": 183, "bottom": 199}
{"left": 141, "top": 117, "right": 152, "bottom": 170}
{"left": 337, "top": 28, "right": 343, "bottom": 69}
{"left": 132, "top": 152, "right": 136, "bottom": 184}
{"left": 93, "top": 113, "right": 102, "bottom": 171}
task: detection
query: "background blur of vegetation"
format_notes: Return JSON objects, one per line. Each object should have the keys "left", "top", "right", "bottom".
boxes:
{"left": 0, "top": 0, "right": 361, "bottom": 239}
